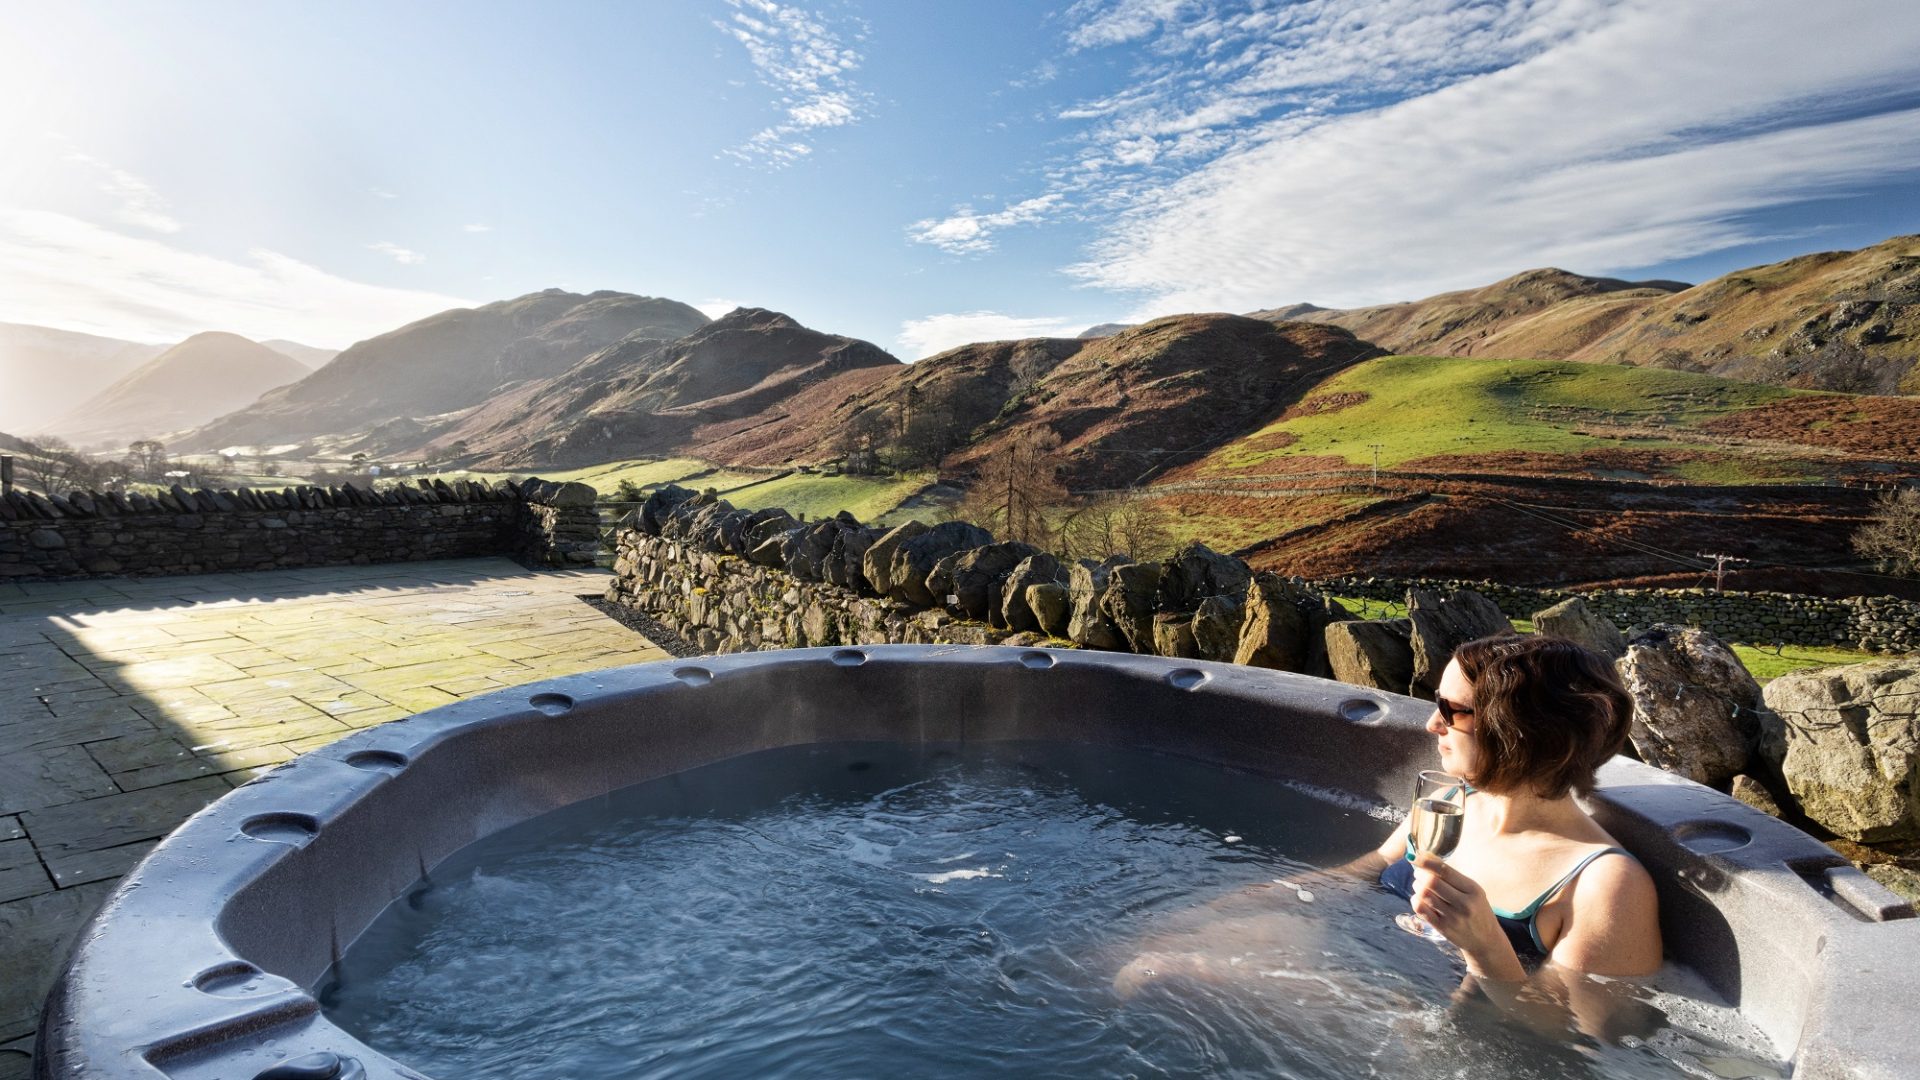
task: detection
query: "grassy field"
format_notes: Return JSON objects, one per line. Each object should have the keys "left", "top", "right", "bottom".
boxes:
{"left": 1196, "top": 356, "right": 1825, "bottom": 481}
{"left": 1327, "top": 595, "right": 1882, "bottom": 683}
{"left": 723, "top": 470, "right": 934, "bottom": 523}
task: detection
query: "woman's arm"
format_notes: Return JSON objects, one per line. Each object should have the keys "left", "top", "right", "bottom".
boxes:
{"left": 1330, "top": 816, "right": 1411, "bottom": 880}
{"left": 1406, "top": 851, "right": 1527, "bottom": 982}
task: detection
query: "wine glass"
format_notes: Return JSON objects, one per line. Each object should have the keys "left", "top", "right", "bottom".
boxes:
{"left": 1395, "top": 770, "right": 1469, "bottom": 940}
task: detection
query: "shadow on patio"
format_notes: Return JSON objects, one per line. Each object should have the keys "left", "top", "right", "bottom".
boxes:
{"left": 0, "top": 557, "right": 668, "bottom": 1078}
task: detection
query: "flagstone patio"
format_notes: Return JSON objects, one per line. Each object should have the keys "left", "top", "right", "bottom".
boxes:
{"left": 0, "top": 558, "right": 668, "bottom": 1078}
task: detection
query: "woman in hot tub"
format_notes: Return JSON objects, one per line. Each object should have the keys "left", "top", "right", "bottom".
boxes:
{"left": 1117, "top": 634, "right": 1661, "bottom": 1004}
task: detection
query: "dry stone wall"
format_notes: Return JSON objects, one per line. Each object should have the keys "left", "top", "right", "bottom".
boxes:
{"left": 1324, "top": 574, "right": 1920, "bottom": 653}
{"left": 0, "top": 477, "right": 600, "bottom": 580}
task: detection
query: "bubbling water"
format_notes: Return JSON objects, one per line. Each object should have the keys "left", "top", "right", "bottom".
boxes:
{"left": 323, "top": 743, "right": 1786, "bottom": 1079}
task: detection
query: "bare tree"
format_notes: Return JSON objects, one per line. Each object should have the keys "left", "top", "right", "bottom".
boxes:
{"left": 126, "top": 439, "right": 169, "bottom": 482}
{"left": 20, "top": 435, "right": 81, "bottom": 494}
{"left": 1058, "top": 493, "right": 1178, "bottom": 563}
{"left": 1855, "top": 487, "right": 1920, "bottom": 576}
{"left": 957, "top": 429, "right": 1066, "bottom": 546}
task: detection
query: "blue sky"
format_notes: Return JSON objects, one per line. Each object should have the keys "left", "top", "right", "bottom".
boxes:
{"left": 3, "top": 0, "right": 1919, "bottom": 359}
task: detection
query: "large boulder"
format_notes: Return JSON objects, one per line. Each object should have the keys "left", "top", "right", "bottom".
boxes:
{"left": 1152, "top": 613, "right": 1199, "bottom": 659}
{"left": 884, "top": 521, "right": 994, "bottom": 607}
{"left": 639, "top": 483, "right": 699, "bottom": 536}
{"left": 1768, "top": 660, "right": 1920, "bottom": 842}
{"left": 1533, "top": 596, "right": 1626, "bottom": 659}
{"left": 1067, "top": 557, "right": 1130, "bottom": 650}
{"left": 1407, "top": 588, "right": 1514, "bottom": 699}
{"left": 1001, "top": 554, "right": 1068, "bottom": 631}
{"left": 1026, "top": 583, "right": 1071, "bottom": 638}
{"left": 1190, "top": 593, "right": 1243, "bottom": 663}
{"left": 1099, "top": 562, "right": 1164, "bottom": 653}
{"left": 1616, "top": 625, "right": 1778, "bottom": 789}
{"left": 823, "top": 519, "right": 879, "bottom": 591}
{"left": 1233, "top": 574, "right": 1350, "bottom": 676}
{"left": 863, "top": 520, "right": 929, "bottom": 597}
{"left": 1326, "top": 618, "right": 1415, "bottom": 694}
{"left": 1156, "top": 543, "right": 1252, "bottom": 612}
{"left": 927, "top": 541, "right": 1042, "bottom": 621}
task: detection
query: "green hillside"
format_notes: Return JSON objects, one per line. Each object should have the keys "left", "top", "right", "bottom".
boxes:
{"left": 1194, "top": 356, "right": 1837, "bottom": 484}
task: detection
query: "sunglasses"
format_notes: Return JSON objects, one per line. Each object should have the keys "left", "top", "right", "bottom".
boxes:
{"left": 1435, "top": 695, "right": 1476, "bottom": 730}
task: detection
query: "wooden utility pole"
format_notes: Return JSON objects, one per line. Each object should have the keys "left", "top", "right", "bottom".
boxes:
{"left": 1699, "top": 552, "right": 1748, "bottom": 592}
{"left": 1368, "top": 444, "right": 1385, "bottom": 489}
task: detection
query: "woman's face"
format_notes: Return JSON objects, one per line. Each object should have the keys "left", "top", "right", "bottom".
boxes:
{"left": 1427, "top": 659, "right": 1481, "bottom": 781}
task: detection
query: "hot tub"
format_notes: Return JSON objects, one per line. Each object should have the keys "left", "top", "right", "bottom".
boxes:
{"left": 34, "top": 646, "right": 1920, "bottom": 1078}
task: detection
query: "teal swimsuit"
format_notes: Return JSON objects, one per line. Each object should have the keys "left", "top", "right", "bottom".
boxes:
{"left": 1379, "top": 841, "right": 1630, "bottom": 957}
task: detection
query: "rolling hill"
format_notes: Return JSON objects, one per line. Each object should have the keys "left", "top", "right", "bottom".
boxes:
{"left": 49, "top": 332, "right": 310, "bottom": 447}
{"left": 261, "top": 339, "right": 340, "bottom": 369}
{"left": 175, "top": 290, "right": 711, "bottom": 452}
{"left": 0, "top": 324, "right": 166, "bottom": 435}
{"left": 1279, "top": 234, "right": 1920, "bottom": 392}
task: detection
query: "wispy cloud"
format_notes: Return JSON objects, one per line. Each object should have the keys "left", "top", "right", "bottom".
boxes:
{"left": 907, "top": 194, "right": 1064, "bottom": 255}
{"left": 896, "top": 310, "right": 1086, "bottom": 359}
{"left": 715, "top": 0, "right": 868, "bottom": 166}
{"left": 1067, "top": 1, "right": 1920, "bottom": 314}
{"left": 370, "top": 187, "right": 399, "bottom": 200}
{"left": 0, "top": 208, "right": 472, "bottom": 347}
{"left": 368, "top": 240, "right": 425, "bottom": 265}
{"left": 461, "top": 223, "right": 493, "bottom": 233}
{"left": 63, "top": 151, "right": 181, "bottom": 233}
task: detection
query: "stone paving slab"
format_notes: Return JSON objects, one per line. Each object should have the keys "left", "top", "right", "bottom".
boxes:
{"left": 0, "top": 557, "right": 668, "bottom": 1059}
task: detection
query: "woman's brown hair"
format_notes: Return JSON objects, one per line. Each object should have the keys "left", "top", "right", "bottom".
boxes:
{"left": 1452, "top": 634, "right": 1633, "bottom": 799}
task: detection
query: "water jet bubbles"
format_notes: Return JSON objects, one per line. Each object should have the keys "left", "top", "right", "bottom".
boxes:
{"left": 1223, "top": 835, "right": 1242, "bottom": 843}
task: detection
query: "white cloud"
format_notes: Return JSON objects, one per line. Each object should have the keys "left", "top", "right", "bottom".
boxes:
{"left": 1069, "top": 1, "right": 1920, "bottom": 314}
{"left": 0, "top": 207, "right": 473, "bottom": 347}
{"left": 896, "top": 311, "right": 1087, "bottom": 359}
{"left": 716, "top": 0, "right": 868, "bottom": 167}
{"left": 368, "top": 240, "right": 424, "bottom": 265}
{"left": 62, "top": 151, "right": 180, "bottom": 233}
{"left": 461, "top": 223, "right": 493, "bottom": 233}
{"left": 906, "top": 194, "right": 1065, "bottom": 255}
{"left": 695, "top": 298, "right": 748, "bottom": 319}
{"left": 371, "top": 187, "right": 398, "bottom": 199}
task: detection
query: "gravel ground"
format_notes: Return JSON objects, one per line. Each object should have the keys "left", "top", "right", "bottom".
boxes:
{"left": 580, "top": 595, "right": 701, "bottom": 658}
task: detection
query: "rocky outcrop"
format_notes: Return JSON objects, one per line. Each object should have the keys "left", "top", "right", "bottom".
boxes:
{"left": 1407, "top": 588, "right": 1514, "bottom": 698}
{"left": 1191, "top": 593, "right": 1243, "bottom": 663}
{"left": 928, "top": 541, "right": 1041, "bottom": 621}
{"left": 1767, "top": 660, "right": 1920, "bottom": 842}
{"left": 1233, "top": 575, "right": 1349, "bottom": 676}
{"left": 1099, "top": 562, "right": 1164, "bottom": 653}
{"left": 1325, "top": 618, "right": 1416, "bottom": 694}
{"left": 885, "top": 521, "right": 994, "bottom": 607}
{"left": 1001, "top": 554, "right": 1068, "bottom": 632}
{"left": 1533, "top": 596, "right": 1626, "bottom": 659}
{"left": 1616, "top": 625, "right": 1779, "bottom": 789}
{"left": 863, "top": 520, "right": 929, "bottom": 597}
{"left": 1156, "top": 543, "right": 1252, "bottom": 612}
{"left": 1067, "top": 557, "right": 1129, "bottom": 650}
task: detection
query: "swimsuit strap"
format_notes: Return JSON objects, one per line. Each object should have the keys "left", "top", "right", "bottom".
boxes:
{"left": 1491, "top": 845, "right": 1631, "bottom": 921}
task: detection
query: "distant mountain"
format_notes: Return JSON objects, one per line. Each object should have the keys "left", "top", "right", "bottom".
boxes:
{"left": 261, "top": 339, "right": 340, "bottom": 370}
{"left": 0, "top": 324, "right": 166, "bottom": 435}
{"left": 176, "top": 290, "right": 711, "bottom": 452}
{"left": 432, "top": 307, "right": 904, "bottom": 466}
{"left": 48, "top": 332, "right": 309, "bottom": 448}
{"left": 691, "top": 314, "right": 1383, "bottom": 488}
{"left": 692, "top": 335, "right": 1087, "bottom": 466}
{"left": 951, "top": 315, "right": 1386, "bottom": 487}
{"left": 1078, "top": 322, "right": 1132, "bottom": 339}
{"left": 1269, "top": 234, "right": 1920, "bottom": 392}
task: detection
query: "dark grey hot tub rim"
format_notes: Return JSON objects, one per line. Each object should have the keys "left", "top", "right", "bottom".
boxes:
{"left": 33, "top": 645, "right": 1920, "bottom": 1079}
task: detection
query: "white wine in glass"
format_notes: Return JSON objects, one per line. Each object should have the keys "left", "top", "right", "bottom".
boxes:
{"left": 1395, "top": 770, "right": 1470, "bottom": 940}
